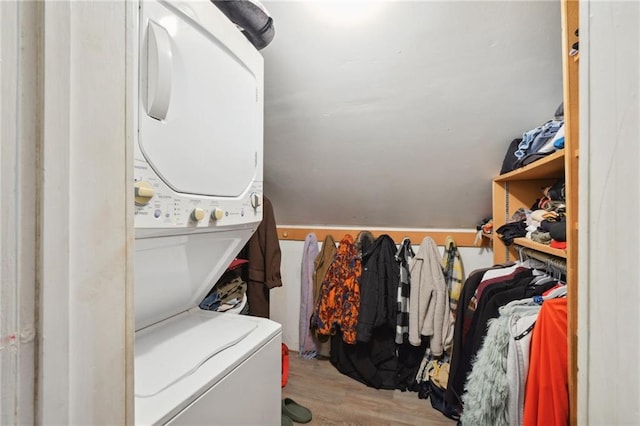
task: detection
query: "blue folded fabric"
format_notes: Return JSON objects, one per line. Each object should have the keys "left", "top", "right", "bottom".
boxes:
{"left": 199, "top": 292, "right": 221, "bottom": 311}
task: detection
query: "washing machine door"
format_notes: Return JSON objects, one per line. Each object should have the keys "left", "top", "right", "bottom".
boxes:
{"left": 138, "top": 0, "right": 263, "bottom": 198}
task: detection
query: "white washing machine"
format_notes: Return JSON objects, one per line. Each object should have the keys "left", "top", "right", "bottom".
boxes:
{"left": 133, "top": 1, "right": 281, "bottom": 424}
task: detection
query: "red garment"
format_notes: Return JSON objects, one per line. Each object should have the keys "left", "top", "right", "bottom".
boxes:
{"left": 523, "top": 298, "right": 568, "bottom": 426}
{"left": 281, "top": 343, "right": 289, "bottom": 388}
{"left": 550, "top": 240, "right": 567, "bottom": 250}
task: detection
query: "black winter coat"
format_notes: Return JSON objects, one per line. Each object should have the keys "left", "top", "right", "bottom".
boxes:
{"left": 356, "top": 235, "right": 400, "bottom": 343}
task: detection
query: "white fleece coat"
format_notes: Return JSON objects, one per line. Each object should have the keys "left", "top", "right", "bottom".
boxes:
{"left": 460, "top": 304, "right": 541, "bottom": 426}
{"left": 408, "top": 237, "right": 453, "bottom": 356}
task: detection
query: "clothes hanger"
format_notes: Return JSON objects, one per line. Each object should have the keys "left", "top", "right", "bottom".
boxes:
{"left": 517, "top": 246, "right": 526, "bottom": 264}
{"left": 395, "top": 237, "right": 415, "bottom": 262}
{"left": 511, "top": 286, "right": 567, "bottom": 341}
{"left": 542, "top": 285, "right": 567, "bottom": 300}
{"left": 506, "top": 270, "right": 564, "bottom": 310}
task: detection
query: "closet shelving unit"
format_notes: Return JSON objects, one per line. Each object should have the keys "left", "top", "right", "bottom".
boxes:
{"left": 491, "top": 0, "right": 579, "bottom": 423}
{"left": 492, "top": 149, "right": 566, "bottom": 263}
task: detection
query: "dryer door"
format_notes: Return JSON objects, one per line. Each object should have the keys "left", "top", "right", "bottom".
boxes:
{"left": 139, "top": 0, "right": 263, "bottom": 197}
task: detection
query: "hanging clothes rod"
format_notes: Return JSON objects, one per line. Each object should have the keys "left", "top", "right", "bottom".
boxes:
{"left": 518, "top": 247, "right": 567, "bottom": 274}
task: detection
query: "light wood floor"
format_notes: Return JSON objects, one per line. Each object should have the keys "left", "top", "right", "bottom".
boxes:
{"left": 282, "top": 351, "right": 457, "bottom": 426}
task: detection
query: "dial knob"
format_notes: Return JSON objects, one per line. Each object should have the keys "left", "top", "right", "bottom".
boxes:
{"left": 250, "top": 192, "right": 262, "bottom": 209}
{"left": 134, "top": 181, "right": 154, "bottom": 206}
{"left": 211, "top": 208, "right": 224, "bottom": 221}
{"left": 192, "top": 208, "right": 205, "bottom": 222}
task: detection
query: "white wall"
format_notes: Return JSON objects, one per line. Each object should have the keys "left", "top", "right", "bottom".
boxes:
{"left": 2, "top": 3, "right": 134, "bottom": 423}
{"left": 0, "top": 2, "right": 39, "bottom": 423}
{"left": 578, "top": 1, "right": 640, "bottom": 424}
{"left": 262, "top": 0, "right": 563, "bottom": 229}
{"left": 37, "top": 2, "right": 134, "bottom": 424}
{"left": 271, "top": 238, "right": 493, "bottom": 351}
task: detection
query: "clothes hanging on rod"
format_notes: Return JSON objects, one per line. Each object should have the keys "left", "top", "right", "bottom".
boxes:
{"left": 395, "top": 237, "right": 431, "bottom": 394}
{"left": 523, "top": 298, "right": 568, "bottom": 426}
{"left": 299, "top": 233, "right": 319, "bottom": 359}
{"left": 408, "top": 237, "right": 453, "bottom": 356}
{"left": 442, "top": 236, "right": 465, "bottom": 317}
{"left": 307, "top": 233, "right": 465, "bottom": 396}
{"left": 312, "top": 233, "right": 337, "bottom": 359}
{"left": 328, "top": 233, "right": 399, "bottom": 390}
{"left": 460, "top": 303, "right": 542, "bottom": 426}
{"left": 446, "top": 249, "right": 568, "bottom": 426}
{"left": 310, "top": 234, "right": 361, "bottom": 344}
{"left": 507, "top": 311, "right": 540, "bottom": 426}
{"left": 395, "top": 237, "right": 414, "bottom": 344}
{"left": 447, "top": 260, "right": 565, "bottom": 416}
{"left": 244, "top": 196, "right": 282, "bottom": 318}
{"left": 447, "top": 266, "right": 536, "bottom": 407}
{"left": 516, "top": 246, "right": 567, "bottom": 275}
{"left": 445, "top": 264, "right": 514, "bottom": 408}
{"left": 357, "top": 234, "right": 399, "bottom": 343}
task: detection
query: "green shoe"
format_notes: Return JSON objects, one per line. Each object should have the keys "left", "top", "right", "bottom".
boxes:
{"left": 282, "top": 414, "right": 293, "bottom": 426}
{"left": 282, "top": 398, "right": 312, "bottom": 423}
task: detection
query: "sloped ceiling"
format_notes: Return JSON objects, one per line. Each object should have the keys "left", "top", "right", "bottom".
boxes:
{"left": 261, "top": 1, "right": 562, "bottom": 229}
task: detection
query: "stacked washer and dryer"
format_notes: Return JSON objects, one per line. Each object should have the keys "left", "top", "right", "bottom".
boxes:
{"left": 133, "top": 1, "right": 281, "bottom": 424}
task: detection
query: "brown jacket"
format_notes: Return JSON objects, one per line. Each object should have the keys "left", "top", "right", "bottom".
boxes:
{"left": 246, "top": 196, "right": 282, "bottom": 317}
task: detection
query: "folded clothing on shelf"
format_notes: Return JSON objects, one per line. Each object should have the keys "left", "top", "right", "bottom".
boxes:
{"left": 498, "top": 104, "right": 565, "bottom": 175}
{"left": 540, "top": 218, "right": 567, "bottom": 242}
{"left": 496, "top": 221, "right": 527, "bottom": 246}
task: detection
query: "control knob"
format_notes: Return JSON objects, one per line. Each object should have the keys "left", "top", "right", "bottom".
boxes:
{"left": 134, "top": 181, "right": 155, "bottom": 206}
{"left": 192, "top": 208, "right": 205, "bottom": 222}
{"left": 211, "top": 208, "right": 224, "bottom": 221}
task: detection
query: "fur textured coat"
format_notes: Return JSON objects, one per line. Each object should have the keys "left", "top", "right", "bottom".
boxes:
{"left": 460, "top": 304, "right": 540, "bottom": 426}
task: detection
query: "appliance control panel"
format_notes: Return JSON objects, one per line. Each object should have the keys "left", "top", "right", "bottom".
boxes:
{"left": 134, "top": 159, "right": 263, "bottom": 229}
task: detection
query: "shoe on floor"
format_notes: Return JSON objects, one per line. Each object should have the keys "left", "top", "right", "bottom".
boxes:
{"left": 282, "top": 398, "right": 312, "bottom": 423}
{"left": 282, "top": 414, "right": 293, "bottom": 426}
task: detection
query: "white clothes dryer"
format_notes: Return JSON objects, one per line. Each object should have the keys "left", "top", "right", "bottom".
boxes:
{"left": 133, "top": 1, "right": 281, "bottom": 424}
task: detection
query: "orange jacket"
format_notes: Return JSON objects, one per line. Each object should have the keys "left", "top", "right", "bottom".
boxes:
{"left": 311, "top": 234, "right": 361, "bottom": 344}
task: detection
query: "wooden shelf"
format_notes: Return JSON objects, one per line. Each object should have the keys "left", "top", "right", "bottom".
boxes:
{"left": 513, "top": 237, "right": 567, "bottom": 258}
{"left": 494, "top": 150, "right": 565, "bottom": 182}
